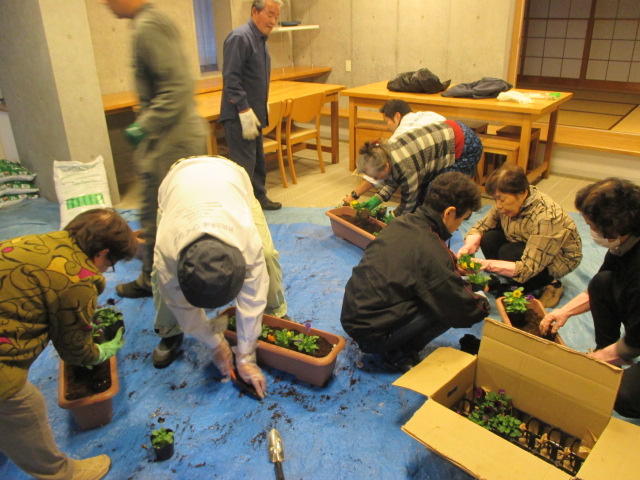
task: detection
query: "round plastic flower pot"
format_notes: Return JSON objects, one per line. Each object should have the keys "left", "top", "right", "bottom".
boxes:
{"left": 151, "top": 430, "right": 174, "bottom": 461}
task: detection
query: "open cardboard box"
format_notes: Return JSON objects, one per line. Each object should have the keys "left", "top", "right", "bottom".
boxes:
{"left": 393, "top": 319, "right": 640, "bottom": 480}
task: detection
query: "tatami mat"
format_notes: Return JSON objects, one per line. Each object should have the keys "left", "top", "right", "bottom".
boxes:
{"left": 563, "top": 99, "right": 636, "bottom": 116}
{"left": 557, "top": 110, "right": 621, "bottom": 129}
{"left": 611, "top": 105, "right": 640, "bottom": 134}
{"left": 537, "top": 110, "right": 621, "bottom": 130}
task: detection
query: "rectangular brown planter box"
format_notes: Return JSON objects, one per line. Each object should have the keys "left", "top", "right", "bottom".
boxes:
{"left": 325, "top": 206, "right": 386, "bottom": 250}
{"left": 58, "top": 356, "right": 119, "bottom": 430}
{"left": 222, "top": 306, "right": 346, "bottom": 387}
{"left": 496, "top": 296, "right": 566, "bottom": 346}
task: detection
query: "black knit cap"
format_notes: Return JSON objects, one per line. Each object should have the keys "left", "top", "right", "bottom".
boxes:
{"left": 177, "top": 234, "right": 246, "bottom": 308}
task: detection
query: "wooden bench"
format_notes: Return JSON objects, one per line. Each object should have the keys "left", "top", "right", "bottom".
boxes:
{"left": 477, "top": 134, "right": 520, "bottom": 185}
{"left": 496, "top": 125, "right": 541, "bottom": 170}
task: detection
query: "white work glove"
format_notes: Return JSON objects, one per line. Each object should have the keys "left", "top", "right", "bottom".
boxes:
{"left": 234, "top": 349, "right": 267, "bottom": 399}
{"left": 497, "top": 91, "right": 533, "bottom": 104}
{"left": 211, "top": 335, "right": 234, "bottom": 379}
{"left": 238, "top": 108, "right": 261, "bottom": 140}
{"left": 458, "top": 234, "right": 482, "bottom": 256}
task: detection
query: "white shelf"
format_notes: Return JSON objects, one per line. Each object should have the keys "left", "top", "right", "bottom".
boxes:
{"left": 272, "top": 25, "right": 319, "bottom": 33}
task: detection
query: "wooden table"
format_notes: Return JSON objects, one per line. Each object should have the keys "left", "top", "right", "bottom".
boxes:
{"left": 195, "top": 80, "right": 346, "bottom": 164}
{"left": 341, "top": 81, "right": 573, "bottom": 182}
{"left": 102, "top": 65, "right": 332, "bottom": 115}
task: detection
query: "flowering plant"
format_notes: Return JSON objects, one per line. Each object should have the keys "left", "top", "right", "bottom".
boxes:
{"left": 502, "top": 287, "right": 534, "bottom": 313}
{"left": 229, "top": 316, "right": 320, "bottom": 354}
{"left": 469, "top": 388, "right": 523, "bottom": 439}
{"left": 91, "top": 306, "right": 124, "bottom": 343}
{"left": 458, "top": 254, "right": 489, "bottom": 287}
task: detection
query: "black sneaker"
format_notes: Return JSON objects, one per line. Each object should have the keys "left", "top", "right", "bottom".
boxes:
{"left": 381, "top": 350, "right": 420, "bottom": 373}
{"left": 259, "top": 198, "right": 282, "bottom": 210}
{"left": 152, "top": 333, "right": 184, "bottom": 369}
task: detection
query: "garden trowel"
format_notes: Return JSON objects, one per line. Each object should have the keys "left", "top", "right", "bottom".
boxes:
{"left": 268, "top": 428, "right": 285, "bottom": 480}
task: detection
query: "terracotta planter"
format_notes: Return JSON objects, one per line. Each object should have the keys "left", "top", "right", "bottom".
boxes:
{"left": 222, "top": 307, "right": 346, "bottom": 387}
{"left": 325, "top": 206, "right": 386, "bottom": 250}
{"left": 496, "top": 297, "right": 566, "bottom": 346}
{"left": 58, "top": 356, "right": 119, "bottom": 430}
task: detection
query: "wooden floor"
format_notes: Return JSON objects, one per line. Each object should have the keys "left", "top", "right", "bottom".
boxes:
{"left": 115, "top": 140, "right": 595, "bottom": 214}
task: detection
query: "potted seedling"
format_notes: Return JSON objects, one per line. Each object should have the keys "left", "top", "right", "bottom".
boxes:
{"left": 150, "top": 426, "right": 175, "bottom": 461}
{"left": 496, "top": 288, "right": 566, "bottom": 345}
{"left": 224, "top": 307, "right": 346, "bottom": 387}
{"left": 499, "top": 286, "right": 531, "bottom": 327}
{"left": 458, "top": 254, "right": 490, "bottom": 292}
{"left": 325, "top": 202, "right": 387, "bottom": 249}
{"left": 57, "top": 302, "right": 123, "bottom": 429}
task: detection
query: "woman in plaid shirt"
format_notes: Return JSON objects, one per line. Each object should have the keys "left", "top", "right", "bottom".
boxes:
{"left": 458, "top": 164, "right": 582, "bottom": 307}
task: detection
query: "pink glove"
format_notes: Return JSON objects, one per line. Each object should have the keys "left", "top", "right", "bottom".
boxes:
{"left": 236, "top": 351, "right": 267, "bottom": 399}
{"left": 458, "top": 234, "right": 482, "bottom": 256}
{"left": 212, "top": 337, "right": 233, "bottom": 379}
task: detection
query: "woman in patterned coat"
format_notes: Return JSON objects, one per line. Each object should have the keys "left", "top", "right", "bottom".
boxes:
{"left": 458, "top": 164, "right": 582, "bottom": 308}
{"left": 0, "top": 209, "right": 137, "bottom": 480}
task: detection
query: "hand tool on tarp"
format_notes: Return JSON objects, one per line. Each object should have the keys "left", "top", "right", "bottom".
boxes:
{"left": 268, "top": 428, "right": 285, "bottom": 480}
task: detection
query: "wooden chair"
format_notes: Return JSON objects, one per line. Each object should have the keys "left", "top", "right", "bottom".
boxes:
{"left": 283, "top": 92, "right": 326, "bottom": 184}
{"left": 262, "top": 99, "right": 289, "bottom": 187}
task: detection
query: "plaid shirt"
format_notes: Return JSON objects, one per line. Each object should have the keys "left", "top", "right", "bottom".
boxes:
{"left": 389, "top": 111, "right": 446, "bottom": 142}
{"left": 378, "top": 122, "right": 456, "bottom": 215}
{"left": 467, "top": 186, "right": 583, "bottom": 282}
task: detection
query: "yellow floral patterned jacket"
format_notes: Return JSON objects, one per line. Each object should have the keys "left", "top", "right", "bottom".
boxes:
{"left": 0, "top": 231, "right": 105, "bottom": 401}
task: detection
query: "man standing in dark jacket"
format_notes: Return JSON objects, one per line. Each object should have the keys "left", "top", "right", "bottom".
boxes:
{"left": 340, "top": 172, "right": 490, "bottom": 372}
{"left": 220, "top": 0, "right": 283, "bottom": 211}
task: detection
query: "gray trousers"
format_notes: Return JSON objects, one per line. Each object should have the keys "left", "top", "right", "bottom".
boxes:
{"left": 134, "top": 116, "right": 208, "bottom": 288}
{"left": 0, "top": 381, "right": 73, "bottom": 479}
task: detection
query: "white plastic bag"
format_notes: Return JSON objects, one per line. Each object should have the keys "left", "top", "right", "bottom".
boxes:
{"left": 54, "top": 155, "right": 112, "bottom": 228}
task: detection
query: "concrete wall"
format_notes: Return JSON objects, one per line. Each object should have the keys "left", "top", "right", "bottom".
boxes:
{"left": 290, "top": 0, "right": 515, "bottom": 108}
{"left": 87, "top": 0, "right": 514, "bottom": 95}
{"left": 86, "top": 0, "right": 202, "bottom": 94}
{"left": 0, "top": 0, "right": 117, "bottom": 202}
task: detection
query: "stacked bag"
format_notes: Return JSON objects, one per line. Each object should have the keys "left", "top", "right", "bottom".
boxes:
{"left": 0, "top": 159, "right": 39, "bottom": 209}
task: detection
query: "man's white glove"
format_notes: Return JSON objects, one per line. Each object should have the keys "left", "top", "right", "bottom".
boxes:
{"left": 212, "top": 335, "right": 234, "bottom": 379}
{"left": 234, "top": 349, "right": 267, "bottom": 399}
{"left": 238, "top": 108, "right": 261, "bottom": 140}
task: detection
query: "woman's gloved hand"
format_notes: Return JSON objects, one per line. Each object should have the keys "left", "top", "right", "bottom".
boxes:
{"left": 92, "top": 327, "right": 125, "bottom": 365}
{"left": 212, "top": 337, "right": 234, "bottom": 379}
{"left": 361, "top": 194, "right": 382, "bottom": 212}
{"left": 235, "top": 351, "right": 267, "bottom": 399}
{"left": 382, "top": 211, "right": 395, "bottom": 224}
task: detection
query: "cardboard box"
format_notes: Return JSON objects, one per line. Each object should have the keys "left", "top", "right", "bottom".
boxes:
{"left": 393, "top": 319, "right": 640, "bottom": 480}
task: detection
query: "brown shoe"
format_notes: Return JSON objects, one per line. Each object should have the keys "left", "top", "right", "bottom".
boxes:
{"left": 539, "top": 281, "right": 563, "bottom": 308}
{"left": 71, "top": 454, "right": 111, "bottom": 480}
